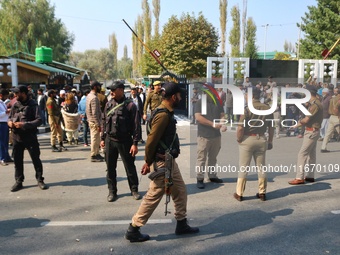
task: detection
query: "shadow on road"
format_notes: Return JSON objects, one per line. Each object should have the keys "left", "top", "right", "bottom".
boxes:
{"left": 0, "top": 217, "right": 49, "bottom": 237}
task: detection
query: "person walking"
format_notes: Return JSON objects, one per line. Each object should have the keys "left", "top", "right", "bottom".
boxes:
{"left": 320, "top": 88, "right": 340, "bottom": 153}
{"left": 142, "top": 80, "right": 163, "bottom": 121}
{"left": 124, "top": 82, "right": 199, "bottom": 242}
{"left": 234, "top": 88, "right": 274, "bottom": 201}
{"left": 46, "top": 89, "right": 67, "bottom": 152}
{"left": 62, "top": 92, "right": 80, "bottom": 145}
{"left": 8, "top": 85, "right": 47, "bottom": 192}
{"left": 37, "top": 88, "right": 47, "bottom": 126}
{"left": 78, "top": 89, "right": 90, "bottom": 146}
{"left": 190, "top": 87, "right": 200, "bottom": 124}
{"left": 86, "top": 81, "right": 104, "bottom": 162}
{"left": 288, "top": 85, "right": 323, "bottom": 185}
{"left": 0, "top": 89, "right": 13, "bottom": 166}
{"left": 194, "top": 82, "right": 225, "bottom": 189}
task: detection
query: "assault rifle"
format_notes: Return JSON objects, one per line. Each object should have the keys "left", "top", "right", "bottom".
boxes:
{"left": 164, "top": 151, "right": 174, "bottom": 216}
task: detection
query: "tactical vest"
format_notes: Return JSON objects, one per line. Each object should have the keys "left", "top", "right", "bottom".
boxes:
{"left": 147, "top": 108, "right": 180, "bottom": 158}
{"left": 105, "top": 99, "right": 133, "bottom": 139}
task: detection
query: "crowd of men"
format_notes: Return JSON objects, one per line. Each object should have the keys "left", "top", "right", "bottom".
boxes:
{"left": 1, "top": 76, "right": 339, "bottom": 242}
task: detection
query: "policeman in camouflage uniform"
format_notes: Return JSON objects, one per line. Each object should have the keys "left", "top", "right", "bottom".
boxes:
{"left": 125, "top": 82, "right": 199, "bottom": 242}
{"left": 8, "top": 85, "right": 48, "bottom": 192}
{"left": 142, "top": 80, "right": 163, "bottom": 121}
{"left": 289, "top": 85, "right": 323, "bottom": 185}
{"left": 234, "top": 88, "right": 274, "bottom": 202}
{"left": 101, "top": 81, "right": 141, "bottom": 202}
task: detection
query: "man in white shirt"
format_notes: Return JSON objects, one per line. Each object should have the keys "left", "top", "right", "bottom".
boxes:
{"left": 0, "top": 89, "right": 13, "bottom": 165}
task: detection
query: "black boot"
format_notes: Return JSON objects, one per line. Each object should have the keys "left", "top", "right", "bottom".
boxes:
{"left": 59, "top": 142, "right": 68, "bottom": 151}
{"left": 125, "top": 224, "right": 150, "bottom": 242}
{"left": 175, "top": 218, "right": 199, "bottom": 235}
{"left": 51, "top": 145, "right": 60, "bottom": 152}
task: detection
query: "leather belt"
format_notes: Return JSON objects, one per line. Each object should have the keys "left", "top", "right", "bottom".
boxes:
{"left": 305, "top": 127, "right": 319, "bottom": 131}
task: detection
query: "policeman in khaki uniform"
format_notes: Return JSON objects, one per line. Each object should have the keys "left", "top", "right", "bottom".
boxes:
{"left": 234, "top": 88, "right": 274, "bottom": 202}
{"left": 125, "top": 82, "right": 199, "bottom": 242}
{"left": 320, "top": 90, "right": 340, "bottom": 153}
{"left": 289, "top": 85, "right": 323, "bottom": 185}
{"left": 142, "top": 80, "right": 163, "bottom": 121}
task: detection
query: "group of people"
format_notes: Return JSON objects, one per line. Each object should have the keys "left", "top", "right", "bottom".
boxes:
{"left": 1, "top": 77, "right": 339, "bottom": 243}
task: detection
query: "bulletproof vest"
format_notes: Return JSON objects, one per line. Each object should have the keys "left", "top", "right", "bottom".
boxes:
{"left": 105, "top": 99, "right": 132, "bottom": 139}
{"left": 148, "top": 108, "right": 180, "bottom": 158}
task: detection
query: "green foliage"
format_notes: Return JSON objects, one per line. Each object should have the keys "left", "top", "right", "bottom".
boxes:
{"left": 274, "top": 52, "right": 292, "bottom": 60}
{"left": 117, "top": 46, "right": 133, "bottom": 79}
{"left": 157, "top": 12, "right": 219, "bottom": 78}
{"left": 229, "top": 5, "right": 241, "bottom": 57}
{"left": 140, "top": 37, "right": 163, "bottom": 76}
{"left": 244, "top": 17, "right": 258, "bottom": 59}
{"left": 75, "top": 49, "right": 116, "bottom": 81}
{"left": 219, "top": 0, "right": 228, "bottom": 55}
{"left": 0, "top": 0, "right": 74, "bottom": 62}
{"left": 299, "top": 0, "right": 340, "bottom": 61}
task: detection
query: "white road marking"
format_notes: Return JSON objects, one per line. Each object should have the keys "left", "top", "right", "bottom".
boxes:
{"left": 41, "top": 219, "right": 172, "bottom": 226}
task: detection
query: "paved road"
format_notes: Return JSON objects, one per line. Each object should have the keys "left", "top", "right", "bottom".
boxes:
{"left": 0, "top": 123, "right": 339, "bottom": 255}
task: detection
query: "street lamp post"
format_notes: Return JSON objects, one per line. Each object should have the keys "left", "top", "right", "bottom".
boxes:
{"left": 263, "top": 24, "right": 269, "bottom": 60}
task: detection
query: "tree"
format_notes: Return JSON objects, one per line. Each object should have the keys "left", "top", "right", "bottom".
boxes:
{"left": 140, "top": 37, "right": 163, "bottom": 76}
{"left": 152, "top": 0, "right": 161, "bottom": 38}
{"left": 142, "top": 0, "right": 152, "bottom": 44}
{"left": 299, "top": 0, "right": 340, "bottom": 61}
{"left": 241, "top": 0, "right": 248, "bottom": 55}
{"left": 219, "top": 0, "right": 228, "bottom": 56}
{"left": 284, "top": 40, "right": 289, "bottom": 52}
{"left": 244, "top": 17, "right": 258, "bottom": 59}
{"left": 229, "top": 5, "right": 241, "bottom": 57}
{"left": 274, "top": 52, "right": 292, "bottom": 60}
{"left": 159, "top": 13, "right": 219, "bottom": 78}
{"left": 117, "top": 46, "right": 133, "bottom": 79}
{"left": 109, "top": 33, "right": 118, "bottom": 78}
{"left": 76, "top": 49, "right": 115, "bottom": 81}
{"left": 0, "top": 0, "right": 74, "bottom": 62}
{"left": 132, "top": 16, "right": 144, "bottom": 77}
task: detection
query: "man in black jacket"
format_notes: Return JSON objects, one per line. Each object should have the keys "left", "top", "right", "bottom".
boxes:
{"left": 8, "top": 85, "right": 47, "bottom": 192}
{"left": 100, "top": 81, "right": 141, "bottom": 202}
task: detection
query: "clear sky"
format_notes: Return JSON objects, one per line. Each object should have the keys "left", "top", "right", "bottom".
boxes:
{"left": 50, "top": 0, "right": 317, "bottom": 59}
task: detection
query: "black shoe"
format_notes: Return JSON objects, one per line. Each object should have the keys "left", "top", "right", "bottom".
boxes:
{"left": 107, "top": 192, "right": 118, "bottom": 202}
{"left": 209, "top": 177, "right": 223, "bottom": 183}
{"left": 5, "top": 158, "right": 14, "bottom": 163}
{"left": 96, "top": 154, "right": 105, "bottom": 160}
{"left": 91, "top": 156, "right": 102, "bottom": 162}
{"left": 132, "top": 191, "right": 141, "bottom": 200}
{"left": 38, "top": 181, "right": 48, "bottom": 190}
{"left": 197, "top": 180, "right": 205, "bottom": 189}
{"left": 256, "top": 193, "right": 266, "bottom": 201}
{"left": 175, "top": 218, "right": 199, "bottom": 235}
{"left": 1, "top": 160, "right": 8, "bottom": 166}
{"left": 51, "top": 145, "right": 60, "bottom": 152}
{"left": 11, "top": 182, "right": 23, "bottom": 192}
{"left": 91, "top": 155, "right": 104, "bottom": 162}
{"left": 125, "top": 224, "right": 150, "bottom": 242}
{"left": 139, "top": 139, "right": 145, "bottom": 144}
{"left": 59, "top": 145, "right": 68, "bottom": 151}
{"left": 320, "top": 149, "right": 330, "bottom": 153}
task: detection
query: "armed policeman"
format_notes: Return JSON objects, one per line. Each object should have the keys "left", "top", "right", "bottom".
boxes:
{"left": 101, "top": 81, "right": 141, "bottom": 202}
{"left": 124, "top": 82, "right": 199, "bottom": 242}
